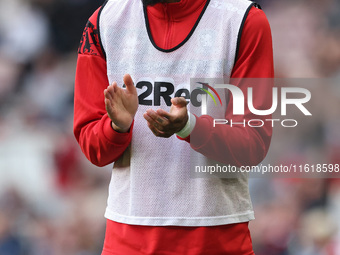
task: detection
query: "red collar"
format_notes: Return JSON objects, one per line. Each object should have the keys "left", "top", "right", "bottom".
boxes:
{"left": 147, "top": 0, "right": 207, "bottom": 21}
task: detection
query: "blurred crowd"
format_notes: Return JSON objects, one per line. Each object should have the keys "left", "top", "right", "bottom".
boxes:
{"left": 249, "top": 1, "right": 340, "bottom": 255}
{"left": 0, "top": 0, "right": 339, "bottom": 254}
{"left": 0, "top": 0, "right": 109, "bottom": 254}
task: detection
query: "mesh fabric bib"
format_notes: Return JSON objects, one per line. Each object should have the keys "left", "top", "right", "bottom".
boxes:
{"left": 100, "top": 0, "right": 255, "bottom": 226}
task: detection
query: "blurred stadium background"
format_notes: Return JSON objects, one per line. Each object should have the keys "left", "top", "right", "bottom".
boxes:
{"left": 0, "top": 0, "right": 339, "bottom": 254}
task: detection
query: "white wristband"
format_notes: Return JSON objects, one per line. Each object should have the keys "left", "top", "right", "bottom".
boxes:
{"left": 176, "top": 111, "right": 196, "bottom": 138}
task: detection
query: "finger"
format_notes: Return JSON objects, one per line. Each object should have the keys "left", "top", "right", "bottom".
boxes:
{"left": 143, "top": 112, "right": 160, "bottom": 130}
{"left": 104, "top": 88, "right": 113, "bottom": 101}
{"left": 157, "top": 108, "right": 185, "bottom": 124}
{"left": 145, "top": 112, "right": 169, "bottom": 131}
{"left": 145, "top": 110, "right": 169, "bottom": 127}
{"left": 156, "top": 109, "right": 171, "bottom": 119}
{"left": 146, "top": 121, "right": 171, "bottom": 138}
{"left": 104, "top": 84, "right": 111, "bottom": 97}
{"left": 106, "top": 82, "right": 117, "bottom": 99}
{"left": 171, "top": 97, "right": 188, "bottom": 107}
{"left": 145, "top": 109, "right": 166, "bottom": 122}
{"left": 105, "top": 98, "right": 113, "bottom": 111}
{"left": 123, "top": 74, "right": 136, "bottom": 94}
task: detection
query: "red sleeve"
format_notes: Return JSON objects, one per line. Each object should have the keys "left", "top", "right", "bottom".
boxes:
{"left": 184, "top": 6, "right": 274, "bottom": 167}
{"left": 73, "top": 8, "right": 133, "bottom": 167}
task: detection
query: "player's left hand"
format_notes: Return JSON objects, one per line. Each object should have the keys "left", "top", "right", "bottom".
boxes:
{"left": 143, "top": 97, "right": 188, "bottom": 138}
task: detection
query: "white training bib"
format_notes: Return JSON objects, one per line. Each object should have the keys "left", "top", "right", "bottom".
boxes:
{"left": 99, "top": 0, "right": 256, "bottom": 226}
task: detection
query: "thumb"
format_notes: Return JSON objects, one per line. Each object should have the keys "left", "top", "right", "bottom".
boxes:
{"left": 171, "top": 97, "right": 187, "bottom": 107}
{"left": 123, "top": 74, "right": 136, "bottom": 94}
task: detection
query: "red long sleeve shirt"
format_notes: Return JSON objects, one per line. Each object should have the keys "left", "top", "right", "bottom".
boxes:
{"left": 74, "top": 3, "right": 274, "bottom": 167}
{"left": 74, "top": 1, "right": 273, "bottom": 254}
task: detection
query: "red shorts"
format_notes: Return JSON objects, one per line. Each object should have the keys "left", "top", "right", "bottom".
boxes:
{"left": 102, "top": 219, "right": 254, "bottom": 255}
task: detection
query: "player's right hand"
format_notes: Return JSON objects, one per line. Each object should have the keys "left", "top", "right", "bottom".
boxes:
{"left": 104, "top": 74, "right": 138, "bottom": 133}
